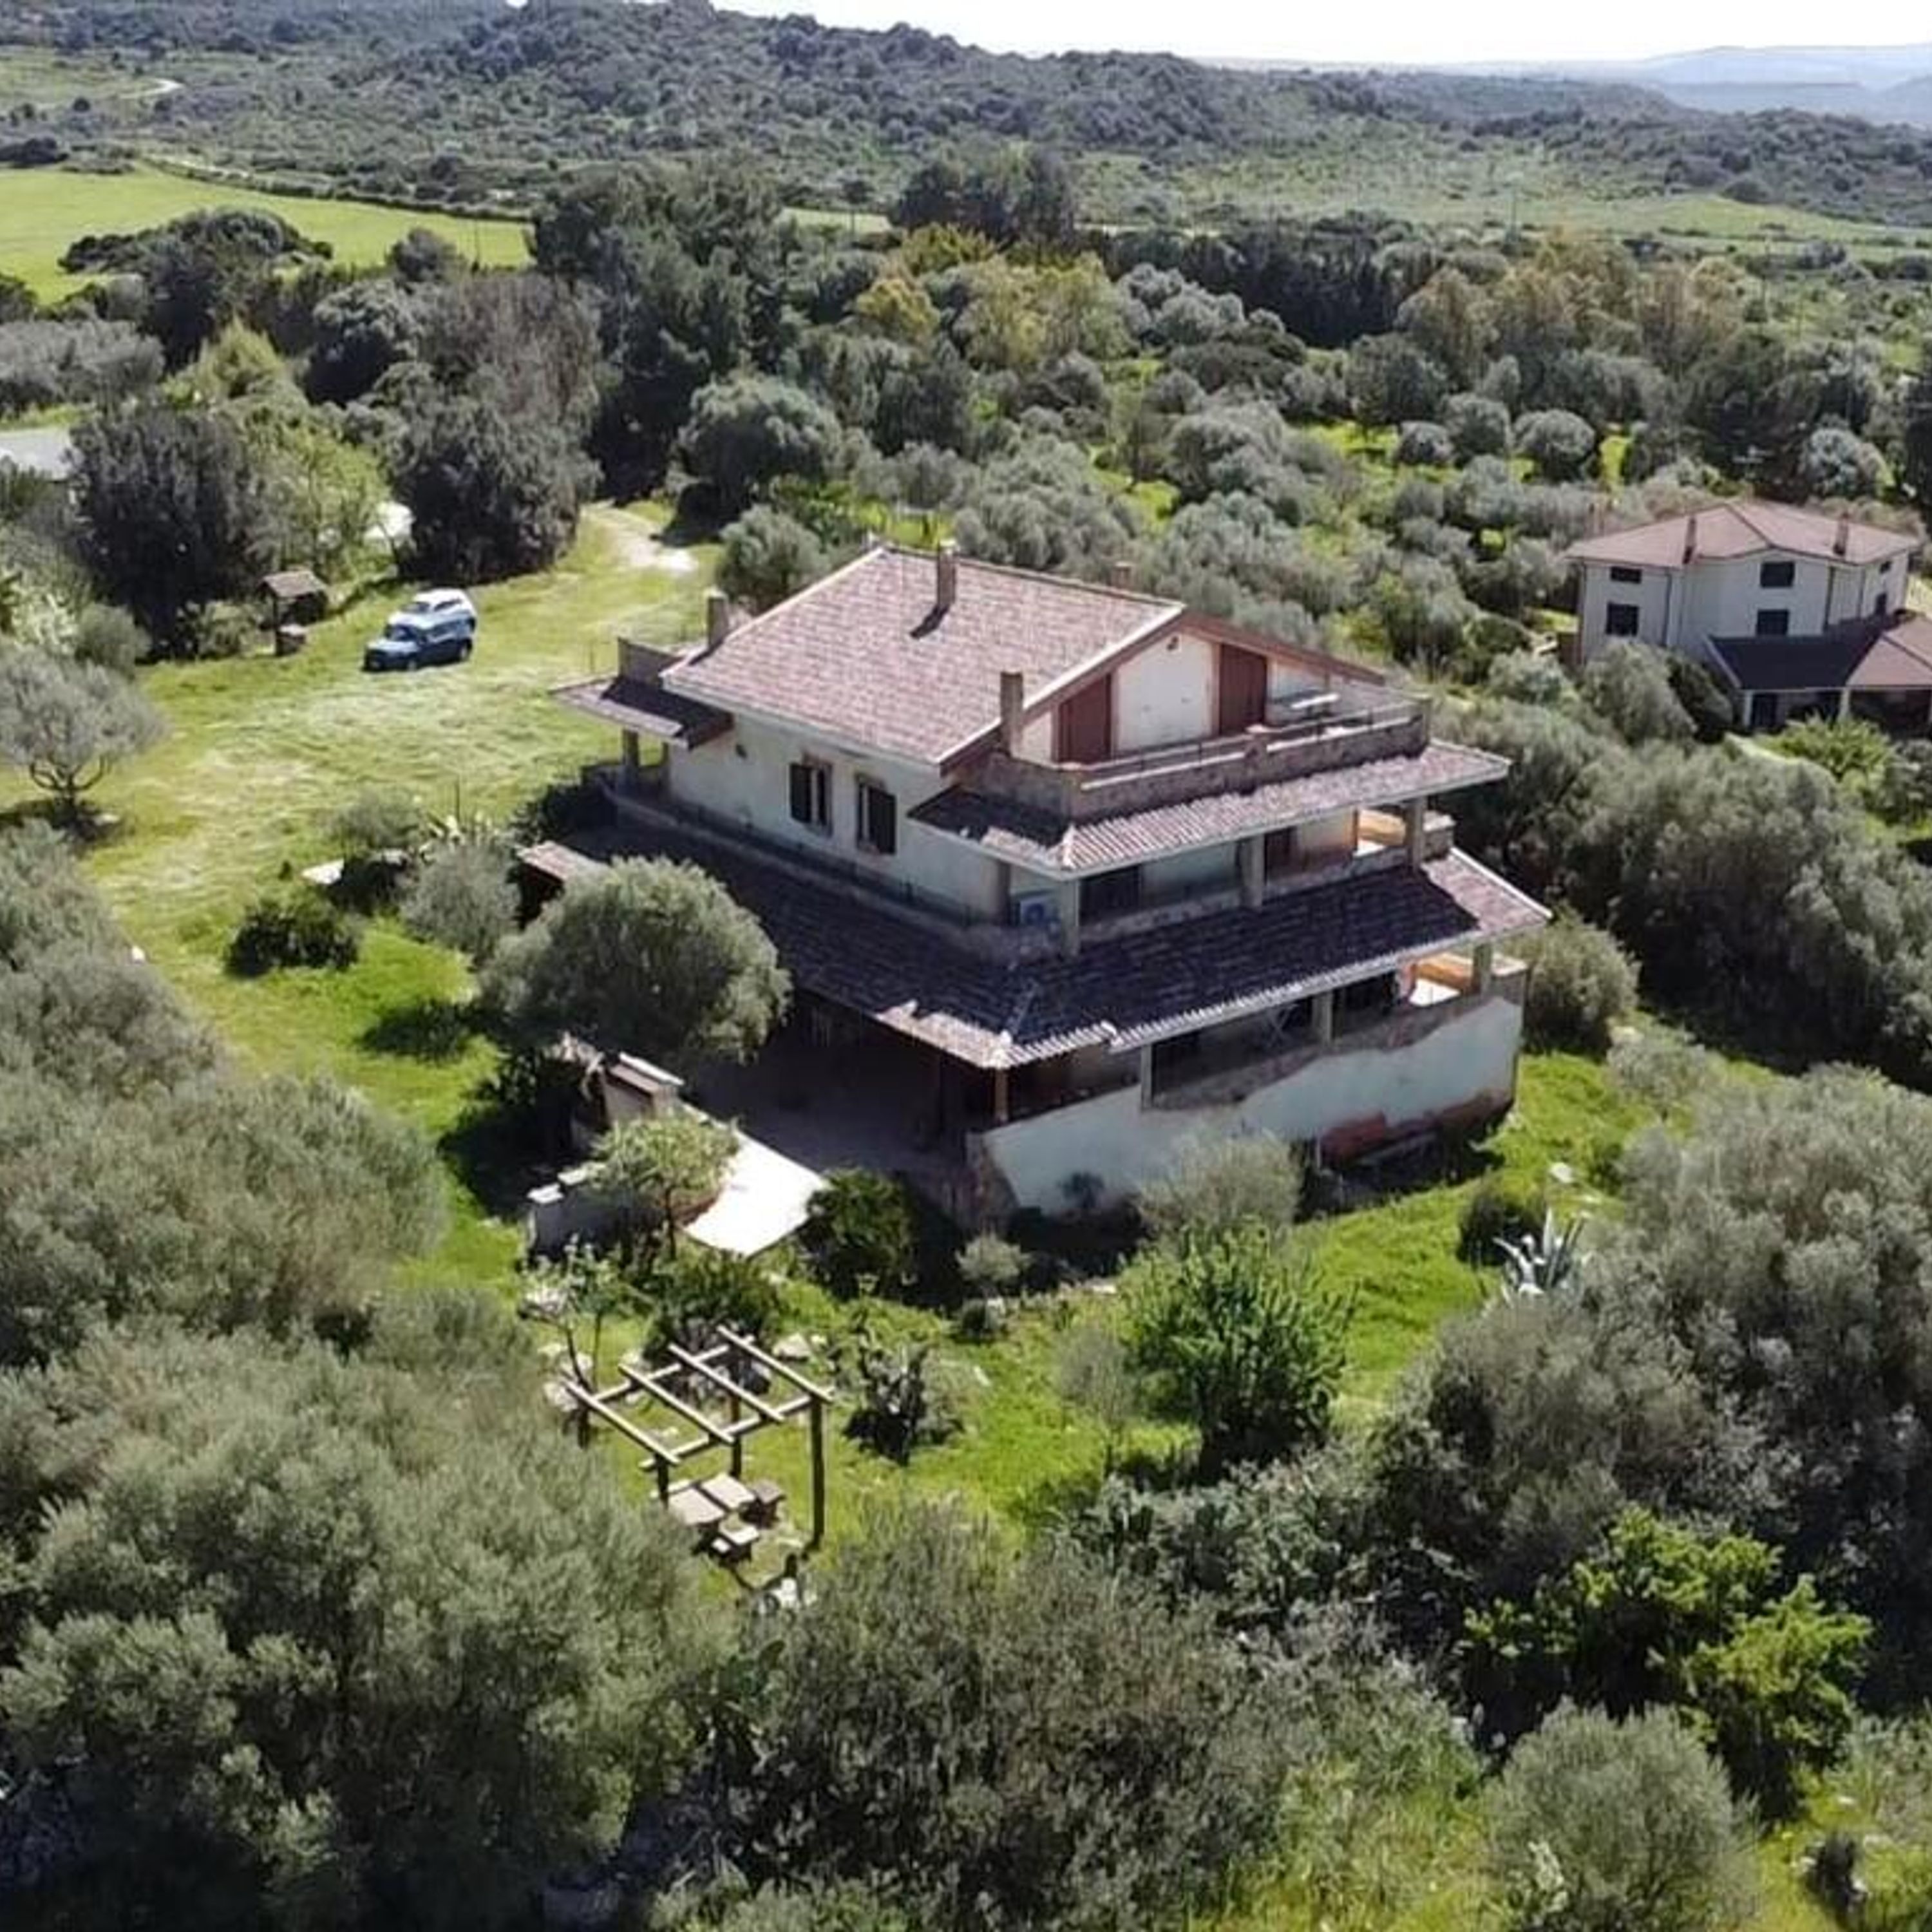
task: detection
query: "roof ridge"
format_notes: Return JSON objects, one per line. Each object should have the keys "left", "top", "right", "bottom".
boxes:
{"left": 884, "top": 540, "right": 1183, "bottom": 611}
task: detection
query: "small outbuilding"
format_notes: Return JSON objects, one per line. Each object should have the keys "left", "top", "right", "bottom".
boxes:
{"left": 259, "top": 568, "right": 330, "bottom": 627}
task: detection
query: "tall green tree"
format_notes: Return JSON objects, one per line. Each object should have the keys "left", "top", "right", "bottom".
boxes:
{"left": 0, "top": 645, "right": 165, "bottom": 825}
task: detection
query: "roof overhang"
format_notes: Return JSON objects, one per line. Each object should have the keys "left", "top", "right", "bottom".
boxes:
{"left": 552, "top": 674, "right": 734, "bottom": 748}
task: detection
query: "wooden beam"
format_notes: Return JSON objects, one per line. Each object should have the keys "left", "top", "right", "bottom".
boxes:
{"left": 715, "top": 1327, "right": 836, "bottom": 1405}
{"left": 562, "top": 1382, "right": 686, "bottom": 1465}
{"left": 667, "top": 1344, "right": 790, "bottom": 1425}
{"left": 622, "top": 1367, "right": 755, "bottom": 1446}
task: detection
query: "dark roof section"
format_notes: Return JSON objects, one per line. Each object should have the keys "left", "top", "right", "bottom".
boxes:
{"left": 1566, "top": 500, "right": 1919, "bottom": 571}
{"left": 552, "top": 673, "right": 734, "bottom": 747}
{"left": 1709, "top": 611, "right": 1932, "bottom": 694}
{"left": 664, "top": 546, "right": 1183, "bottom": 765}
{"left": 521, "top": 817, "right": 1546, "bottom": 1071}
{"left": 910, "top": 741, "right": 1509, "bottom": 875}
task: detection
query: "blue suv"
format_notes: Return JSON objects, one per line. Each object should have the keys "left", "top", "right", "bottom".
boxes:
{"left": 363, "top": 589, "right": 477, "bottom": 672}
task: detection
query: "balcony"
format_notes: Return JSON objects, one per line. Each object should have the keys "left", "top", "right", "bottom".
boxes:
{"left": 979, "top": 697, "right": 1429, "bottom": 823}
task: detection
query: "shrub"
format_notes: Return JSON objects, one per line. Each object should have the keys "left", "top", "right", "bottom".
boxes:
{"left": 401, "top": 837, "right": 517, "bottom": 966}
{"left": 1396, "top": 419, "right": 1454, "bottom": 466}
{"left": 1777, "top": 714, "right": 1892, "bottom": 788}
{"left": 1580, "top": 641, "right": 1694, "bottom": 744}
{"left": 1521, "top": 914, "right": 1638, "bottom": 1054}
{"left": 645, "top": 1243, "right": 782, "bottom": 1345}
{"left": 799, "top": 1170, "right": 918, "bottom": 1299}
{"left": 956, "top": 1231, "right": 1027, "bottom": 1297}
{"left": 951, "top": 1295, "right": 1007, "bottom": 1343}
{"left": 1486, "top": 650, "right": 1573, "bottom": 708}
{"left": 591, "top": 1109, "right": 737, "bottom": 1242}
{"left": 839, "top": 1318, "right": 956, "bottom": 1461}
{"left": 1125, "top": 1220, "right": 1349, "bottom": 1477}
{"left": 1467, "top": 1508, "right": 1870, "bottom": 1814}
{"left": 1667, "top": 655, "right": 1734, "bottom": 744}
{"left": 70, "top": 601, "right": 148, "bottom": 674}
{"left": 226, "top": 889, "right": 359, "bottom": 975}
{"left": 1447, "top": 390, "right": 1512, "bottom": 460}
{"left": 1458, "top": 1177, "right": 1547, "bottom": 1263}
{"left": 724, "top": 1502, "right": 1291, "bottom": 1929}
{"left": 1138, "top": 1132, "right": 1303, "bottom": 1244}
{"left": 717, "top": 504, "right": 831, "bottom": 610}
{"left": 1515, "top": 408, "right": 1599, "bottom": 482}
{"left": 1488, "top": 1705, "right": 1754, "bottom": 1932}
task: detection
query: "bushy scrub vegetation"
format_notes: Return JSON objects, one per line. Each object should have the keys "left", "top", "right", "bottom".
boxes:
{"left": 799, "top": 1170, "right": 919, "bottom": 1300}
{"left": 1519, "top": 913, "right": 1638, "bottom": 1053}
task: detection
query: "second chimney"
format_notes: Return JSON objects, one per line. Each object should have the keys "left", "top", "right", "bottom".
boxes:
{"left": 936, "top": 539, "right": 960, "bottom": 613}
{"left": 1834, "top": 513, "right": 1851, "bottom": 559}
{"left": 1110, "top": 558, "right": 1135, "bottom": 589}
{"left": 1681, "top": 513, "right": 1699, "bottom": 565}
{"left": 705, "top": 588, "right": 730, "bottom": 650}
{"left": 998, "top": 670, "right": 1025, "bottom": 755}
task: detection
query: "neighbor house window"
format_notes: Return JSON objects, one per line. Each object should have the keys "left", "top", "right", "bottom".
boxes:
{"left": 1605, "top": 601, "right": 1640, "bottom": 637}
{"left": 1080, "top": 866, "right": 1142, "bottom": 920}
{"left": 855, "top": 776, "right": 897, "bottom": 855}
{"left": 1754, "top": 609, "right": 1792, "bottom": 638}
{"left": 1608, "top": 565, "right": 1643, "bottom": 585}
{"left": 1759, "top": 560, "right": 1797, "bottom": 589}
{"left": 788, "top": 757, "right": 831, "bottom": 832}
{"left": 1875, "top": 590, "right": 1892, "bottom": 616}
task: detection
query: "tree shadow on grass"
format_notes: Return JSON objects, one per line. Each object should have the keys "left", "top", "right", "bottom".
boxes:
{"left": 438, "top": 1054, "right": 580, "bottom": 1221}
{"left": 359, "top": 995, "right": 480, "bottom": 1063}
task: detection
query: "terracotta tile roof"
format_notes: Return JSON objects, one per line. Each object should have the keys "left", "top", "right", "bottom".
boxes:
{"left": 552, "top": 673, "right": 734, "bottom": 747}
{"left": 663, "top": 547, "right": 1183, "bottom": 765}
{"left": 1710, "top": 611, "right": 1932, "bottom": 693}
{"left": 909, "top": 741, "right": 1509, "bottom": 875}
{"left": 521, "top": 817, "right": 1546, "bottom": 1071}
{"left": 1565, "top": 501, "right": 1918, "bottom": 571}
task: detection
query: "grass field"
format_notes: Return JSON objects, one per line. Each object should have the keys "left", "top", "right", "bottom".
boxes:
{"left": 0, "top": 162, "right": 531, "bottom": 299}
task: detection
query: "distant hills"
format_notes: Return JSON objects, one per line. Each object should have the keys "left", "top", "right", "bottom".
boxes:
{"left": 1473, "top": 42, "right": 1932, "bottom": 129}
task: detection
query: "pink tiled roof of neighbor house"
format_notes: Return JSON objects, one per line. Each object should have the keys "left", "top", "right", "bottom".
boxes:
{"left": 661, "top": 546, "right": 1379, "bottom": 768}
{"left": 1564, "top": 501, "right": 1920, "bottom": 571}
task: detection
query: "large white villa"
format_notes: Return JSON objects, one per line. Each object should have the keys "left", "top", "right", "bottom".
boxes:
{"left": 1566, "top": 500, "right": 1932, "bottom": 732}
{"left": 527, "top": 543, "right": 1548, "bottom": 1220}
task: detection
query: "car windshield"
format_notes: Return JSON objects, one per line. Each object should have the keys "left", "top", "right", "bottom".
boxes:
{"left": 383, "top": 621, "right": 419, "bottom": 641}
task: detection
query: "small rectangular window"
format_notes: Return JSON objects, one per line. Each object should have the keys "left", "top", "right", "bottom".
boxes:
{"left": 1759, "top": 560, "right": 1796, "bottom": 589}
{"left": 1874, "top": 591, "right": 1892, "bottom": 616}
{"left": 1608, "top": 565, "right": 1643, "bottom": 585}
{"left": 1754, "top": 609, "right": 1792, "bottom": 638}
{"left": 788, "top": 758, "right": 830, "bottom": 831}
{"left": 855, "top": 777, "right": 896, "bottom": 855}
{"left": 1605, "top": 601, "right": 1640, "bottom": 638}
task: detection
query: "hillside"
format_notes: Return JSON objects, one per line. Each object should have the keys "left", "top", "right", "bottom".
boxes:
{"left": 15, "top": 0, "right": 1932, "bottom": 228}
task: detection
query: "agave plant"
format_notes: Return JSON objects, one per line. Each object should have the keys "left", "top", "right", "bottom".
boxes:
{"left": 1494, "top": 1208, "right": 1589, "bottom": 1301}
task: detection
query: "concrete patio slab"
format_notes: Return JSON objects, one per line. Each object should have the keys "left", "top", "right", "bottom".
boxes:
{"left": 685, "top": 1128, "right": 822, "bottom": 1258}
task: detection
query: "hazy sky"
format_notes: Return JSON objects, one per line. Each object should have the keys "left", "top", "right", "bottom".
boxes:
{"left": 725, "top": 0, "right": 1932, "bottom": 67}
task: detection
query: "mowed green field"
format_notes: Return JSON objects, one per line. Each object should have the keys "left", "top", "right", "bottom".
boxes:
{"left": 0, "top": 162, "right": 531, "bottom": 298}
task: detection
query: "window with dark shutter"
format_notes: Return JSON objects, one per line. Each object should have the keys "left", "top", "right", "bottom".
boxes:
{"left": 1759, "top": 560, "right": 1796, "bottom": 589}
{"left": 1609, "top": 565, "right": 1643, "bottom": 585}
{"left": 1605, "top": 601, "right": 1640, "bottom": 637}
{"left": 857, "top": 777, "right": 896, "bottom": 855}
{"left": 1754, "top": 609, "right": 1791, "bottom": 638}
{"left": 788, "top": 759, "right": 829, "bottom": 831}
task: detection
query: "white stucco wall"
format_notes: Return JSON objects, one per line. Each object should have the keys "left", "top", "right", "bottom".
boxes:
{"left": 976, "top": 994, "right": 1524, "bottom": 1211}
{"left": 1578, "top": 553, "right": 1900, "bottom": 660}
{"left": 663, "top": 719, "right": 1005, "bottom": 918}
{"left": 1113, "top": 631, "right": 1216, "bottom": 752}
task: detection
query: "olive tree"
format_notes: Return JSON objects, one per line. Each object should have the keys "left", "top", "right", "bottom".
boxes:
{"left": 483, "top": 858, "right": 788, "bottom": 1065}
{"left": 0, "top": 646, "right": 165, "bottom": 825}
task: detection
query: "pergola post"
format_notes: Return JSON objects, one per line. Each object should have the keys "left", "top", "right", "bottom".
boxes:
{"left": 1312, "top": 989, "right": 1336, "bottom": 1045}
{"left": 808, "top": 1397, "right": 827, "bottom": 1551}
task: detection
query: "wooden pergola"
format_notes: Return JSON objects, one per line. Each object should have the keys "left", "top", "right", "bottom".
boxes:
{"left": 560, "top": 1326, "right": 833, "bottom": 1555}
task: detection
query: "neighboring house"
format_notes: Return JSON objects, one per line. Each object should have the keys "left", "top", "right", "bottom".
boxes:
{"left": 1565, "top": 500, "right": 1929, "bottom": 731}
{"left": 532, "top": 543, "right": 1547, "bottom": 1220}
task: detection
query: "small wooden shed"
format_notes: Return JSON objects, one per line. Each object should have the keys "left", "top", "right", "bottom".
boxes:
{"left": 259, "top": 568, "right": 330, "bottom": 627}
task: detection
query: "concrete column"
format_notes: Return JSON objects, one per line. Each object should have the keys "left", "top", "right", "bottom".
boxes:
{"left": 1836, "top": 687, "right": 1853, "bottom": 723}
{"left": 1312, "top": 989, "right": 1335, "bottom": 1045}
{"left": 620, "top": 730, "right": 641, "bottom": 790}
{"left": 991, "top": 1066, "right": 1010, "bottom": 1127}
{"left": 1138, "top": 1043, "right": 1155, "bottom": 1106}
{"left": 1404, "top": 795, "right": 1427, "bottom": 865}
{"left": 1238, "top": 835, "right": 1265, "bottom": 909}
{"left": 1055, "top": 878, "right": 1081, "bottom": 958}
{"left": 1473, "top": 942, "right": 1495, "bottom": 993}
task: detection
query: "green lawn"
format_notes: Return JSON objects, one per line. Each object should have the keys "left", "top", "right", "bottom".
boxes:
{"left": 53, "top": 504, "right": 708, "bottom": 1283}
{"left": 0, "top": 161, "right": 530, "bottom": 299}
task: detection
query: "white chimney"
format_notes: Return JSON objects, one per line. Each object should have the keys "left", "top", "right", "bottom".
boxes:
{"left": 999, "top": 670, "right": 1025, "bottom": 755}
{"left": 936, "top": 540, "right": 959, "bottom": 612}
{"left": 705, "top": 589, "right": 730, "bottom": 650}
{"left": 1110, "top": 558, "right": 1135, "bottom": 589}
{"left": 1834, "top": 513, "right": 1851, "bottom": 559}
{"left": 1681, "top": 514, "right": 1699, "bottom": 565}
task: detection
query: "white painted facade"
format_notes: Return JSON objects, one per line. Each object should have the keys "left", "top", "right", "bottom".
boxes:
{"left": 1114, "top": 630, "right": 1216, "bottom": 751}
{"left": 660, "top": 715, "right": 1007, "bottom": 920}
{"left": 1577, "top": 550, "right": 1905, "bottom": 664}
{"left": 975, "top": 992, "right": 1525, "bottom": 1211}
